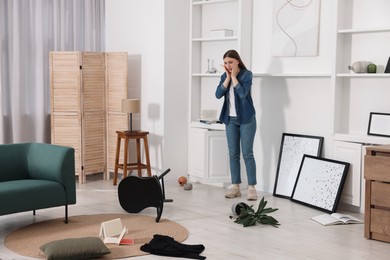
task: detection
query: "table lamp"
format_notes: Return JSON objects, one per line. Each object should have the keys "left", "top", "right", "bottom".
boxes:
{"left": 122, "top": 99, "right": 140, "bottom": 132}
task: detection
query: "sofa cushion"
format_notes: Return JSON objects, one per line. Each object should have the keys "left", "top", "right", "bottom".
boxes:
{"left": 0, "top": 179, "right": 66, "bottom": 215}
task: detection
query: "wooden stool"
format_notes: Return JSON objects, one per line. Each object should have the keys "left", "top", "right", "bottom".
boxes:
{"left": 113, "top": 130, "right": 152, "bottom": 185}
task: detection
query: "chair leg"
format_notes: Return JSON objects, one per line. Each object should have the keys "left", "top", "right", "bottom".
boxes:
{"left": 155, "top": 200, "right": 164, "bottom": 223}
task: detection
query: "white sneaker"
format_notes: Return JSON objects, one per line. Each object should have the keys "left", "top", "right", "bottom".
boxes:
{"left": 247, "top": 187, "right": 258, "bottom": 201}
{"left": 225, "top": 186, "right": 241, "bottom": 198}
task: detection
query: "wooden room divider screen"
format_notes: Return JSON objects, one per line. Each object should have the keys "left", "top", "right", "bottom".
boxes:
{"left": 50, "top": 51, "right": 128, "bottom": 183}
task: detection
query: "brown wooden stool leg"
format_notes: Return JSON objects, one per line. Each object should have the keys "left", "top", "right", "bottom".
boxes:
{"left": 143, "top": 135, "right": 152, "bottom": 177}
{"left": 113, "top": 134, "right": 121, "bottom": 186}
{"left": 123, "top": 136, "right": 129, "bottom": 178}
{"left": 136, "top": 138, "right": 142, "bottom": 176}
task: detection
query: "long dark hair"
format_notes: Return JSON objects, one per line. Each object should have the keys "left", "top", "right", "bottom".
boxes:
{"left": 223, "top": 50, "right": 247, "bottom": 70}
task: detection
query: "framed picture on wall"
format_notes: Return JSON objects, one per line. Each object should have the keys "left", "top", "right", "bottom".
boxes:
{"left": 367, "top": 112, "right": 390, "bottom": 138}
{"left": 291, "top": 155, "right": 350, "bottom": 214}
{"left": 273, "top": 133, "right": 324, "bottom": 199}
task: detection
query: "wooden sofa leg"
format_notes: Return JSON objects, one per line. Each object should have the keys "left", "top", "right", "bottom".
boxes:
{"left": 33, "top": 210, "right": 36, "bottom": 215}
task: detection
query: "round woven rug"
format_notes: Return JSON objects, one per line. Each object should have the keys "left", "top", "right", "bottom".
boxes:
{"left": 5, "top": 214, "right": 189, "bottom": 259}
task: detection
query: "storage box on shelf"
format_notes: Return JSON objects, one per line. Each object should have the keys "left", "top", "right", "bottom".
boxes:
{"left": 364, "top": 145, "right": 390, "bottom": 243}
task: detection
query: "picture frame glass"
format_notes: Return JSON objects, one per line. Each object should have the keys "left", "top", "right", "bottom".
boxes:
{"left": 273, "top": 133, "right": 323, "bottom": 198}
{"left": 291, "top": 155, "right": 349, "bottom": 213}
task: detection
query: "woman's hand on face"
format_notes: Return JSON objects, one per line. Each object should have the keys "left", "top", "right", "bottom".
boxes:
{"left": 231, "top": 62, "right": 239, "bottom": 78}
{"left": 223, "top": 64, "right": 231, "bottom": 77}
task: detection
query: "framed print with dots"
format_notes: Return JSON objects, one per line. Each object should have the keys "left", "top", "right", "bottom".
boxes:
{"left": 291, "top": 155, "right": 350, "bottom": 214}
{"left": 273, "top": 133, "right": 324, "bottom": 199}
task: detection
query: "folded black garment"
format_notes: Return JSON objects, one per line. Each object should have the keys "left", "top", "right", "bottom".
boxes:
{"left": 140, "top": 234, "right": 206, "bottom": 259}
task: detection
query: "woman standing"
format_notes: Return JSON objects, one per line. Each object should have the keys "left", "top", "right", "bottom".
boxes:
{"left": 215, "top": 50, "right": 257, "bottom": 201}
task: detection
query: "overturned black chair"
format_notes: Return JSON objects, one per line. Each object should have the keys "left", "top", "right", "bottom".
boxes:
{"left": 118, "top": 168, "right": 171, "bottom": 222}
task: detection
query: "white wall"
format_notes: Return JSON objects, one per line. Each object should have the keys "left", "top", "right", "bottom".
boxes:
{"left": 252, "top": 0, "right": 334, "bottom": 73}
{"left": 250, "top": 0, "right": 336, "bottom": 192}
{"left": 105, "top": 0, "right": 189, "bottom": 179}
{"left": 164, "top": 0, "right": 190, "bottom": 178}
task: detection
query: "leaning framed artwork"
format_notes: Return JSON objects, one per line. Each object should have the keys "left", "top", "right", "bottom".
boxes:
{"left": 367, "top": 112, "right": 390, "bottom": 138}
{"left": 273, "top": 133, "right": 324, "bottom": 199}
{"left": 291, "top": 155, "right": 350, "bottom": 214}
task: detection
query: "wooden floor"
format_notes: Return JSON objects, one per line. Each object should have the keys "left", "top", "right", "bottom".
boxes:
{"left": 0, "top": 174, "right": 389, "bottom": 260}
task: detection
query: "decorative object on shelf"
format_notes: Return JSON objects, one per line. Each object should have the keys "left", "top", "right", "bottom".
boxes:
{"left": 376, "top": 65, "right": 385, "bottom": 73}
{"left": 348, "top": 61, "right": 372, "bottom": 73}
{"left": 231, "top": 197, "right": 280, "bottom": 228}
{"left": 291, "top": 155, "right": 350, "bottom": 214}
{"left": 210, "top": 29, "right": 233, "bottom": 37}
{"left": 385, "top": 57, "right": 390, "bottom": 73}
{"left": 367, "top": 112, "right": 390, "bottom": 138}
{"left": 367, "top": 63, "right": 377, "bottom": 73}
{"left": 200, "top": 109, "right": 218, "bottom": 121}
{"left": 178, "top": 176, "right": 187, "bottom": 186}
{"left": 273, "top": 133, "right": 324, "bottom": 199}
{"left": 205, "top": 59, "right": 217, "bottom": 74}
{"left": 272, "top": 0, "right": 321, "bottom": 57}
{"left": 122, "top": 99, "right": 140, "bottom": 132}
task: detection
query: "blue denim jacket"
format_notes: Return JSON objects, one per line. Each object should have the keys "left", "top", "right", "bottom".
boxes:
{"left": 215, "top": 69, "right": 255, "bottom": 125}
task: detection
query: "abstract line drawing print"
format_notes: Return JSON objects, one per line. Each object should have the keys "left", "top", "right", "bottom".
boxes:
{"left": 272, "top": 0, "right": 321, "bottom": 57}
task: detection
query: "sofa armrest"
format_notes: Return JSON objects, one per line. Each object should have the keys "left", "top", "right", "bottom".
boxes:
{"left": 27, "top": 143, "right": 76, "bottom": 204}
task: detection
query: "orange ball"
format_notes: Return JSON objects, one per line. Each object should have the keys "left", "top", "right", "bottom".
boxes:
{"left": 178, "top": 176, "right": 187, "bottom": 186}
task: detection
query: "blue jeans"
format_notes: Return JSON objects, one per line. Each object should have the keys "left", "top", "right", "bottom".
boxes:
{"left": 225, "top": 116, "right": 257, "bottom": 185}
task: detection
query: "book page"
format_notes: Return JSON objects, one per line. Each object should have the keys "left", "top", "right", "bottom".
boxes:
{"left": 103, "top": 227, "right": 128, "bottom": 244}
{"left": 331, "top": 213, "right": 363, "bottom": 224}
{"left": 311, "top": 214, "right": 342, "bottom": 226}
{"left": 100, "top": 218, "right": 123, "bottom": 237}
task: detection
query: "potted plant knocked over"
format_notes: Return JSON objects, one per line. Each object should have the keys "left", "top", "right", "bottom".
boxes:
{"left": 232, "top": 197, "right": 280, "bottom": 228}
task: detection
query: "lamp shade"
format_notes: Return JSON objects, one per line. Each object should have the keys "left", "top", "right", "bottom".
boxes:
{"left": 122, "top": 99, "right": 140, "bottom": 114}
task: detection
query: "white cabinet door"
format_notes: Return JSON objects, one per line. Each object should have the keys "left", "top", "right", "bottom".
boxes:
{"left": 188, "top": 127, "right": 207, "bottom": 179}
{"left": 207, "top": 131, "right": 229, "bottom": 181}
{"left": 332, "top": 140, "right": 362, "bottom": 208}
{"left": 188, "top": 127, "right": 229, "bottom": 183}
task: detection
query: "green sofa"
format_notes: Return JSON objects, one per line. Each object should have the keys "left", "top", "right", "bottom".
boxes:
{"left": 0, "top": 143, "right": 76, "bottom": 223}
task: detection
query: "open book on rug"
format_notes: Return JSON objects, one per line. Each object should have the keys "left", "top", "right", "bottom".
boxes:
{"left": 311, "top": 213, "right": 363, "bottom": 226}
{"left": 99, "top": 218, "right": 133, "bottom": 245}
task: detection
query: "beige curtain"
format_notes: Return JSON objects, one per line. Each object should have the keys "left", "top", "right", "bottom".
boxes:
{"left": 0, "top": 0, "right": 105, "bottom": 143}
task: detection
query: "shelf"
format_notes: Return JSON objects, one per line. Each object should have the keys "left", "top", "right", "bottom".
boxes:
{"left": 336, "top": 73, "right": 390, "bottom": 78}
{"left": 252, "top": 72, "right": 332, "bottom": 78}
{"left": 193, "top": 0, "right": 238, "bottom": 6}
{"left": 192, "top": 36, "right": 238, "bottom": 42}
{"left": 192, "top": 73, "right": 222, "bottom": 77}
{"left": 190, "top": 121, "right": 225, "bottom": 131}
{"left": 338, "top": 27, "right": 390, "bottom": 34}
{"left": 333, "top": 133, "right": 390, "bottom": 145}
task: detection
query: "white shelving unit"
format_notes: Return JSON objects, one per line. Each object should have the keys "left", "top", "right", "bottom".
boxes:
{"left": 188, "top": 0, "right": 252, "bottom": 183}
{"left": 331, "top": 0, "right": 390, "bottom": 211}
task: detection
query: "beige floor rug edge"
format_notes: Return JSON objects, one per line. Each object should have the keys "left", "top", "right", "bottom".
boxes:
{"left": 5, "top": 213, "right": 189, "bottom": 259}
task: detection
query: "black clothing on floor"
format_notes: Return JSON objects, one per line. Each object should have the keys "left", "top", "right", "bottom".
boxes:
{"left": 140, "top": 234, "right": 206, "bottom": 259}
